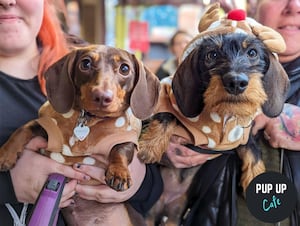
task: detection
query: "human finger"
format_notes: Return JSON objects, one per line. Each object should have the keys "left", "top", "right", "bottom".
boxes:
{"left": 168, "top": 153, "right": 211, "bottom": 168}
{"left": 73, "top": 163, "right": 106, "bottom": 184}
{"left": 25, "top": 136, "right": 47, "bottom": 151}
{"left": 51, "top": 161, "right": 90, "bottom": 182}
{"left": 166, "top": 143, "right": 212, "bottom": 168}
{"left": 252, "top": 113, "right": 270, "bottom": 135}
{"left": 75, "top": 184, "right": 129, "bottom": 203}
{"left": 60, "top": 198, "right": 75, "bottom": 209}
{"left": 59, "top": 179, "right": 77, "bottom": 208}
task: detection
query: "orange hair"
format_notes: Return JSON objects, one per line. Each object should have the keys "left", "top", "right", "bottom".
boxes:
{"left": 37, "top": 0, "right": 70, "bottom": 95}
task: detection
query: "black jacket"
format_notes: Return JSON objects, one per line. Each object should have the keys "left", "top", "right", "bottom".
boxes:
{"left": 281, "top": 57, "right": 300, "bottom": 226}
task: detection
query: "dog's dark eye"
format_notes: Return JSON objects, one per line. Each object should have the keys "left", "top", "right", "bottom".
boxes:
{"left": 247, "top": 49, "right": 258, "bottom": 58}
{"left": 119, "top": 63, "right": 130, "bottom": 75}
{"left": 79, "top": 57, "right": 92, "bottom": 71}
{"left": 206, "top": 50, "right": 218, "bottom": 61}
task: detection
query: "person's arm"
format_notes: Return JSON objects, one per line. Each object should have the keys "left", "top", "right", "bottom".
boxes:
{"left": 4, "top": 137, "right": 88, "bottom": 207}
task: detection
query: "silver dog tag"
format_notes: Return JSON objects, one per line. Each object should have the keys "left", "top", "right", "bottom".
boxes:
{"left": 73, "top": 124, "right": 90, "bottom": 141}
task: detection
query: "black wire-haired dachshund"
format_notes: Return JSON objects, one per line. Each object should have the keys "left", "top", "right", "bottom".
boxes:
{"left": 139, "top": 32, "right": 290, "bottom": 225}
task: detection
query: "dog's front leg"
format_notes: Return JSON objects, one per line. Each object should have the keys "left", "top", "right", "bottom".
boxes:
{"left": 237, "top": 135, "right": 266, "bottom": 193}
{"left": 0, "top": 121, "right": 46, "bottom": 171}
{"left": 138, "top": 112, "right": 177, "bottom": 163}
{"left": 105, "top": 142, "right": 135, "bottom": 191}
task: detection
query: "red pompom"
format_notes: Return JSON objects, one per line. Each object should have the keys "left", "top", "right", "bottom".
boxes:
{"left": 227, "top": 9, "right": 246, "bottom": 21}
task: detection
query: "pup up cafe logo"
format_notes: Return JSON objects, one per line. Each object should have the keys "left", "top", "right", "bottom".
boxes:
{"left": 246, "top": 171, "right": 297, "bottom": 223}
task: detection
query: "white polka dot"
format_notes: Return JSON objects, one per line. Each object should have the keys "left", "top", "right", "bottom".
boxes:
{"left": 188, "top": 116, "right": 199, "bottom": 122}
{"left": 228, "top": 125, "right": 243, "bottom": 142}
{"left": 127, "top": 125, "right": 132, "bottom": 131}
{"left": 83, "top": 157, "right": 96, "bottom": 165}
{"left": 50, "top": 153, "right": 65, "bottom": 163}
{"left": 115, "top": 117, "right": 125, "bottom": 127}
{"left": 210, "top": 112, "right": 221, "bottom": 123}
{"left": 50, "top": 118, "right": 58, "bottom": 124}
{"left": 207, "top": 138, "right": 216, "bottom": 148}
{"left": 69, "top": 136, "right": 76, "bottom": 146}
{"left": 62, "top": 109, "right": 75, "bottom": 118}
{"left": 62, "top": 145, "right": 74, "bottom": 156}
{"left": 202, "top": 126, "right": 211, "bottom": 134}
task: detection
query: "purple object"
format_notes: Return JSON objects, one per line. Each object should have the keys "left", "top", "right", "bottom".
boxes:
{"left": 28, "top": 173, "right": 66, "bottom": 226}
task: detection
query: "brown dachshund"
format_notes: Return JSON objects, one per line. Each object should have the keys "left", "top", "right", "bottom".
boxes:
{"left": 139, "top": 4, "right": 290, "bottom": 225}
{"left": 0, "top": 45, "right": 160, "bottom": 225}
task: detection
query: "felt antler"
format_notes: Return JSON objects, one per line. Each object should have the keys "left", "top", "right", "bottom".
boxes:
{"left": 251, "top": 24, "right": 286, "bottom": 53}
{"left": 227, "top": 8, "right": 286, "bottom": 53}
{"left": 198, "top": 2, "right": 221, "bottom": 32}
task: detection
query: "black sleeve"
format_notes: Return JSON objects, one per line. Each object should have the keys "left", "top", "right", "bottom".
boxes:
{"left": 127, "top": 163, "right": 163, "bottom": 217}
{"left": 0, "top": 171, "right": 18, "bottom": 204}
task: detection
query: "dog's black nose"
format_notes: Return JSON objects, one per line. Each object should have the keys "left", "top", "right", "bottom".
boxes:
{"left": 222, "top": 73, "right": 248, "bottom": 95}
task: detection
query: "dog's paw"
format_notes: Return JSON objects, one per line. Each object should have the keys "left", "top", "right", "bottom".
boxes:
{"left": 0, "top": 150, "right": 18, "bottom": 171}
{"left": 105, "top": 164, "right": 132, "bottom": 191}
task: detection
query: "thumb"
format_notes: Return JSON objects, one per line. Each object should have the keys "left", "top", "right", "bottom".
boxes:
{"left": 25, "top": 136, "right": 47, "bottom": 151}
{"left": 252, "top": 114, "right": 269, "bottom": 135}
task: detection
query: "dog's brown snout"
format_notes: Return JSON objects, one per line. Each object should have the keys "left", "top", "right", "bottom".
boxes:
{"left": 223, "top": 73, "right": 248, "bottom": 95}
{"left": 92, "top": 88, "right": 114, "bottom": 107}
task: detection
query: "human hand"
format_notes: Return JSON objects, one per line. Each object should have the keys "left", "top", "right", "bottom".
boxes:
{"left": 10, "top": 136, "right": 89, "bottom": 206}
{"left": 73, "top": 152, "right": 146, "bottom": 203}
{"left": 165, "top": 135, "right": 213, "bottom": 168}
{"left": 252, "top": 104, "right": 300, "bottom": 150}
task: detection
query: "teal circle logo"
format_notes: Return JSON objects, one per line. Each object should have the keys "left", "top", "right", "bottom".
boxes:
{"left": 246, "top": 171, "right": 297, "bottom": 223}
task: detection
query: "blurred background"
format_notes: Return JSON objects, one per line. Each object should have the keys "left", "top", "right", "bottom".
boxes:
{"left": 60, "top": 0, "right": 257, "bottom": 72}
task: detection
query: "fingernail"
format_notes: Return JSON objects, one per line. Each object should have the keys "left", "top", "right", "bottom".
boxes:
{"left": 83, "top": 175, "right": 90, "bottom": 180}
{"left": 75, "top": 163, "right": 81, "bottom": 168}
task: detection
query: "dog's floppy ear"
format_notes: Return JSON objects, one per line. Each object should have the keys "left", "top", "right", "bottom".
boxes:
{"left": 172, "top": 49, "right": 205, "bottom": 118}
{"left": 130, "top": 55, "right": 160, "bottom": 120}
{"left": 45, "top": 51, "right": 78, "bottom": 114}
{"left": 262, "top": 53, "right": 290, "bottom": 117}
